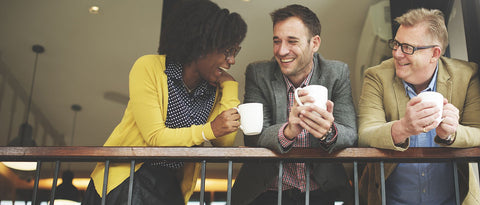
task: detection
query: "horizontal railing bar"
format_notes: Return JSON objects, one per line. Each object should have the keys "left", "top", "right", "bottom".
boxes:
{"left": 1, "top": 147, "right": 480, "bottom": 163}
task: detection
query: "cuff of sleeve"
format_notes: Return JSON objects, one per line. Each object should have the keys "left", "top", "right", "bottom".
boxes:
{"left": 394, "top": 139, "right": 409, "bottom": 148}
{"left": 434, "top": 133, "right": 456, "bottom": 145}
{"left": 202, "top": 123, "right": 216, "bottom": 142}
{"left": 278, "top": 123, "right": 295, "bottom": 148}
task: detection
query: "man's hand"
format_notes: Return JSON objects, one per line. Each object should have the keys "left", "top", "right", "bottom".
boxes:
{"left": 436, "top": 98, "right": 459, "bottom": 139}
{"left": 392, "top": 96, "right": 442, "bottom": 144}
{"left": 299, "top": 100, "right": 334, "bottom": 139}
{"left": 284, "top": 89, "right": 314, "bottom": 140}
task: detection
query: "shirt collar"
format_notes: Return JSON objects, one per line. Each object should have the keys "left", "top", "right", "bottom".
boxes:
{"left": 164, "top": 59, "right": 215, "bottom": 96}
{"left": 164, "top": 60, "right": 183, "bottom": 81}
{"left": 402, "top": 63, "right": 439, "bottom": 97}
{"left": 282, "top": 61, "right": 315, "bottom": 92}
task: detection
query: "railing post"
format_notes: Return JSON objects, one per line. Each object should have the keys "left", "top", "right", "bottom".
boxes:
{"left": 49, "top": 160, "right": 61, "bottom": 205}
{"left": 278, "top": 161, "right": 283, "bottom": 205}
{"left": 127, "top": 160, "right": 135, "bottom": 205}
{"left": 453, "top": 162, "right": 460, "bottom": 205}
{"left": 305, "top": 162, "right": 310, "bottom": 205}
{"left": 200, "top": 160, "right": 207, "bottom": 205}
{"left": 380, "top": 161, "right": 386, "bottom": 205}
{"left": 32, "top": 160, "right": 42, "bottom": 205}
{"left": 101, "top": 160, "right": 110, "bottom": 205}
{"left": 227, "top": 160, "right": 233, "bottom": 205}
{"left": 478, "top": 162, "right": 480, "bottom": 191}
{"left": 353, "top": 161, "right": 359, "bottom": 205}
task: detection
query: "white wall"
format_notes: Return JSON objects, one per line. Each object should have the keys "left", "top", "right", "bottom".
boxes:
{"left": 448, "top": 0, "right": 468, "bottom": 61}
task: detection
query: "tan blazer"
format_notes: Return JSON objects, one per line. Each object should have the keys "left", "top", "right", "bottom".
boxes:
{"left": 357, "top": 56, "right": 480, "bottom": 204}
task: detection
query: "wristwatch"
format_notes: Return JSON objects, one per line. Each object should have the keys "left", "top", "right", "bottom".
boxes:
{"left": 436, "top": 134, "right": 455, "bottom": 145}
{"left": 319, "top": 127, "right": 333, "bottom": 141}
{"left": 444, "top": 135, "right": 455, "bottom": 144}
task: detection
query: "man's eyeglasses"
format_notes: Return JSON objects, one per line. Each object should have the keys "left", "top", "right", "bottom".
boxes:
{"left": 388, "top": 39, "right": 437, "bottom": 55}
{"left": 224, "top": 46, "right": 241, "bottom": 61}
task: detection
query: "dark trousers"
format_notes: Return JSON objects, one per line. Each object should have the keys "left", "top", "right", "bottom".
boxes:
{"left": 82, "top": 164, "right": 184, "bottom": 205}
{"left": 249, "top": 188, "right": 335, "bottom": 205}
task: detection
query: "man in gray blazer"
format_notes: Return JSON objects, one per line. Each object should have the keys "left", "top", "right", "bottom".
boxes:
{"left": 232, "top": 4, "right": 357, "bottom": 205}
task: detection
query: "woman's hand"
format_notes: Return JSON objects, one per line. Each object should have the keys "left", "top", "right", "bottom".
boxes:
{"left": 211, "top": 108, "right": 240, "bottom": 137}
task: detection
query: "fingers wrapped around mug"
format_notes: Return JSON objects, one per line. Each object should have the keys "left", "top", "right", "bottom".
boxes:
{"left": 294, "top": 85, "right": 328, "bottom": 110}
{"left": 211, "top": 108, "right": 241, "bottom": 137}
{"left": 436, "top": 103, "right": 459, "bottom": 137}
{"left": 405, "top": 95, "right": 443, "bottom": 135}
{"left": 298, "top": 101, "right": 335, "bottom": 139}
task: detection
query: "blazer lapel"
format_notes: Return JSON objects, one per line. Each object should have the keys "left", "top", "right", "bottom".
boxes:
{"left": 307, "top": 53, "right": 329, "bottom": 98}
{"left": 310, "top": 54, "right": 322, "bottom": 84}
{"left": 272, "top": 65, "right": 288, "bottom": 123}
{"left": 436, "top": 58, "right": 452, "bottom": 102}
{"left": 393, "top": 76, "right": 409, "bottom": 119}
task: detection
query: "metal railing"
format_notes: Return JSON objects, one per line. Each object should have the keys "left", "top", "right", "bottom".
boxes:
{"left": 1, "top": 146, "right": 480, "bottom": 205}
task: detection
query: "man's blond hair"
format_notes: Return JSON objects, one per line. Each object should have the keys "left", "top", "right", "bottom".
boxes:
{"left": 395, "top": 8, "right": 448, "bottom": 54}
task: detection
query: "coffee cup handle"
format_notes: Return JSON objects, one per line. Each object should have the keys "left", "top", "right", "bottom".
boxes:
{"left": 234, "top": 107, "right": 244, "bottom": 131}
{"left": 294, "top": 87, "right": 304, "bottom": 106}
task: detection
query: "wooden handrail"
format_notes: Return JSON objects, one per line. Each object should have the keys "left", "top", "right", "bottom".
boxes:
{"left": 0, "top": 146, "right": 479, "bottom": 204}
{"left": 1, "top": 146, "right": 480, "bottom": 163}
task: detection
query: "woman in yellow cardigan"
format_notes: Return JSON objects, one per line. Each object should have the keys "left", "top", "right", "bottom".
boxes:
{"left": 81, "top": 0, "right": 247, "bottom": 204}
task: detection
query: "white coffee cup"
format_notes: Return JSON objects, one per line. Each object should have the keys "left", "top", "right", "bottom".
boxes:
{"left": 235, "top": 103, "right": 263, "bottom": 135}
{"left": 294, "top": 85, "right": 328, "bottom": 110}
{"left": 417, "top": 91, "right": 444, "bottom": 124}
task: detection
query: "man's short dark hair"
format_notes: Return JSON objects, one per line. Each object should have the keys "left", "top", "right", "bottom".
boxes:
{"left": 158, "top": 0, "right": 247, "bottom": 66}
{"left": 270, "top": 4, "right": 321, "bottom": 38}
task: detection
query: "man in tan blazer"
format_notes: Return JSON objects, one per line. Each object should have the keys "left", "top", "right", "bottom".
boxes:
{"left": 358, "top": 8, "right": 480, "bottom": 204}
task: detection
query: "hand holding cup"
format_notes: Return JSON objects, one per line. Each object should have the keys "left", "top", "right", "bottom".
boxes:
{"left": 294, "top": 85, "right": 328, "bottom": 112}
{"left": 417, "top": 91, "right": 444, "bottom": 125}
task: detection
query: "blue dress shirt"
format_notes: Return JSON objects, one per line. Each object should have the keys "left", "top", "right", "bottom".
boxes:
{"left": 386, "top": 66, "right": 455, "bottom": 205}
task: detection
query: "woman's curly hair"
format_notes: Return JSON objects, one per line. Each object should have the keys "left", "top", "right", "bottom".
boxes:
{"left": 158, "top": 0, "right": 247, "bottom": 66}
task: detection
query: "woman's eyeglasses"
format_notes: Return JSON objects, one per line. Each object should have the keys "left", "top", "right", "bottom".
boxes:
{"left": 224, "top": 46, "right": 241, "bottom": 60}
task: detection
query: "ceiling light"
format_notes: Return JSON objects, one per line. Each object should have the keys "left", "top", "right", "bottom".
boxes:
{"left": 2, "top": 45, "right": 44, "bottom": 172}
{"left": 52, "top": 199, "right": 81, "bottom": 205}
{"left": 2, "top": 161, "right": 37, "bottom": 171}
{"left": 53, "top": 105, "right": 82, "bottom": 202}
{"left": 89, "top": 6, "right": 100, "bottom": 14}
{"left": 55, "top": 170, "right": 80, "bottom": 202}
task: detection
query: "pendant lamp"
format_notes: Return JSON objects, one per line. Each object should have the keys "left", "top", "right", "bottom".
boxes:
{"left": 53, "top": 104, "right": 82, "bottom": 204}
{"left": 2, "top": 45, "right": 44, "bottom": 172}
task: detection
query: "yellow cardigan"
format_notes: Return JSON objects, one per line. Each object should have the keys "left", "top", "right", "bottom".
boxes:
{"left": 90, "top": 55, "right": 239, "bottom": 203}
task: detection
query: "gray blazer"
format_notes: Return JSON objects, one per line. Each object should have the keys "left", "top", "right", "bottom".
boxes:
{"left": 232, "top": 53, "right": 358, "bottom": 204}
